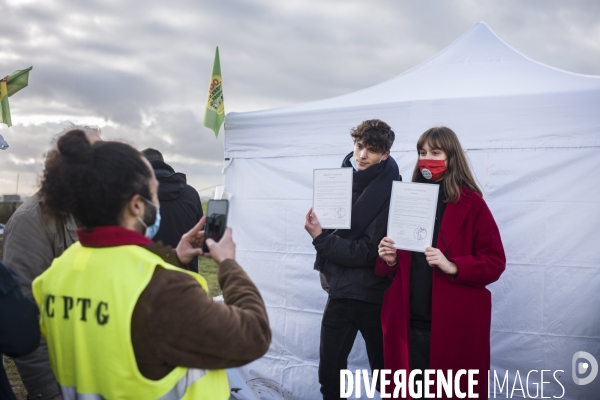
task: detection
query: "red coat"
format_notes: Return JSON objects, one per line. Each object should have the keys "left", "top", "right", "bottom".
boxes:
{"left": 375, "top": 188, "right": 506, "bottom": 399}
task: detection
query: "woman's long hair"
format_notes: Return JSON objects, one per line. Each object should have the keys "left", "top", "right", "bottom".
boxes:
{"left": 411, "top": 126, "right": 482, "bottom": 203}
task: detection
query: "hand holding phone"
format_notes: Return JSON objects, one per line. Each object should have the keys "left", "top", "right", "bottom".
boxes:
{"left": 175, "top": 216, "right": 207, "bottom": 265}
{"left": 203, "top": 199, "right": 229, "bottom": 253}
{"left": 205, "top": 227, "right": 236, "bottom": 264}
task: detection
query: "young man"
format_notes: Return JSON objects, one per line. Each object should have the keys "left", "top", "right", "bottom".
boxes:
{"left": 304, "top": 119, "right": 401, "bottom": 399}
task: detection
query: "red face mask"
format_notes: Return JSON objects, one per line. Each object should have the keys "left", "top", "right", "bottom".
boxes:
{"left": 418, "top": 159, "right": 447, "bottom": 180}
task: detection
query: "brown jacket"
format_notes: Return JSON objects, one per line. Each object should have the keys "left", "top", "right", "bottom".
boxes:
{"left": 78, "top": 226, "right": 272, "bottom": 380}
{"left": 3, "top": 192, "right": 77, "bottom": 400}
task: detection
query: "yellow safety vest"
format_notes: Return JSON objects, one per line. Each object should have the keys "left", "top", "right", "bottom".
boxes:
{"left": 32, "top": 242, "right": 229, "bottom": 400}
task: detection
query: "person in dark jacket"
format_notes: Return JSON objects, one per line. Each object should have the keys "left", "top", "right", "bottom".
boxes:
{"left": 1, "top": 262, "right": 40, "bottom": 400}
{"left": 141, "top": 148, "right": 204, "bottom": 272}
{"left": 303, "top": 119, "right": 401, "bottom": 400}
{"left": 3, "top": 125, "right": 101, "bottom": 400}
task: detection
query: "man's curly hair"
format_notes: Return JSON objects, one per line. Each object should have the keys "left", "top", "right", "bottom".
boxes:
{"left": 350, "top": 119, "right": 395, "bottom": 153}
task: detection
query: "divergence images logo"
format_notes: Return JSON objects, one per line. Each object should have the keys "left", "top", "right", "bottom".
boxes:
{"left": 572, "top": 351, "right": 598, "bottom": 385}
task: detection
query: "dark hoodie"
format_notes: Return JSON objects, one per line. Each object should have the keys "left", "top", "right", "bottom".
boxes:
{"left": 312, "top": 152, "right": 401, "bottom": 304}
{"left": 150, "top": 160, "right": 203, "bottom": 272}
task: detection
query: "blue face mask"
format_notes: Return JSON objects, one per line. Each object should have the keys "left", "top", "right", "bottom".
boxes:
{"left": 137, "top": 197, "right": 161, "bottom": 239}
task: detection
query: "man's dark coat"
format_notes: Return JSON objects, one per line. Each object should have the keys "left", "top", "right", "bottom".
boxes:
{"left": 150, "top": 160, "right": 203, "bottom": 272}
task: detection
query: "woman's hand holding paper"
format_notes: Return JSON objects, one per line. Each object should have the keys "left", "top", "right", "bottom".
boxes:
{"left": 378, "top": 237, "right": 398, "bottom": 266}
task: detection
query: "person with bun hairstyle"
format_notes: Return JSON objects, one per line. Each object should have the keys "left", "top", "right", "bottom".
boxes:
{"left": 377, "top": 127, "right": 505, "bottom": 398}
{"left": 32, "top": 129, "right": 271, "bottom": 399}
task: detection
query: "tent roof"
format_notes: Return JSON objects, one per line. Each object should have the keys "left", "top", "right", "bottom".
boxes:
{"left": 230, "top": 22, "right": 600, "bottom": 117}
{"left": 225, "top": 22, "right": 600, "bottom": 158}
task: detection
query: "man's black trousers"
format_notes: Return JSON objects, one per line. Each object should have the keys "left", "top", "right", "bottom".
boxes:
{"left": 319, "top": 298, "right": 384, "bottom": 400}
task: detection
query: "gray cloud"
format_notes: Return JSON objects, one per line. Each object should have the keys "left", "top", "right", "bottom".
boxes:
{"left": 1, "top": 0, "right": 598, "bottom": 195}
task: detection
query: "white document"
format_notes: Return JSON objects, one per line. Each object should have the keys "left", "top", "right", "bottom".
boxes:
{"left": 313, "top": 168, "right": 353, "bottom": 229}
{"left": 387, "top": 182, "right": 439, "bottom": 253}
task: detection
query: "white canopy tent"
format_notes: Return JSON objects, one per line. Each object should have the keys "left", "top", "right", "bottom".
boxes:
{"left": 222, "top": 22, "right": 600, "bottom": 399}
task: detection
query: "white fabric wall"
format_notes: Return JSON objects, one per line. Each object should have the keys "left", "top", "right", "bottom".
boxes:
{"left": 221, "top": 23, "right": 600, "bottom": 400}
{"left": 223, "top": 147, "right": 600, "bottom": 399}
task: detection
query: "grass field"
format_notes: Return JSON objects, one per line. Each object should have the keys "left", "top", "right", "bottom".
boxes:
{"left": 0, "top": 200, "right": 220, "bottom": 398}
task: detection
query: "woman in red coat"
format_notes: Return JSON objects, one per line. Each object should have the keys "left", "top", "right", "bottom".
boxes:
{"left": 377, "top": 126, "right": 505, "bottom": 399}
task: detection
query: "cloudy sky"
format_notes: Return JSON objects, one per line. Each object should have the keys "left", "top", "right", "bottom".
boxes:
{"left": 1, "top": 0, "right": 599, "bottom": 197}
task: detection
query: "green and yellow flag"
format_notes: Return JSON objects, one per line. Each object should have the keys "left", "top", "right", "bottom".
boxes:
{"left": 203, "top": 47, "right": 225, "bottom": 137}
{"left": 0, "top": 79, "right": 9, "bottom": 127}
{"left": 0, "top": 66, "right": 33, "bottom": 127}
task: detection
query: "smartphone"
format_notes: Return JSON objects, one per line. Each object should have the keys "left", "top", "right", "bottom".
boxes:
{"left": 203, "top": 199, "right": 229, "bottom": 253}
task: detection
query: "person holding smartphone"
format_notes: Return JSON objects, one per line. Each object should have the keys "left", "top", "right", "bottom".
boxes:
{"left": 304, "top": 119, "right": 401, "bottom": 399}
{"left": 32, "top": 129, "right": 271, "bottom": 399}
{"left": 377, "top": 126, "right": 505, "bottom": 398}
